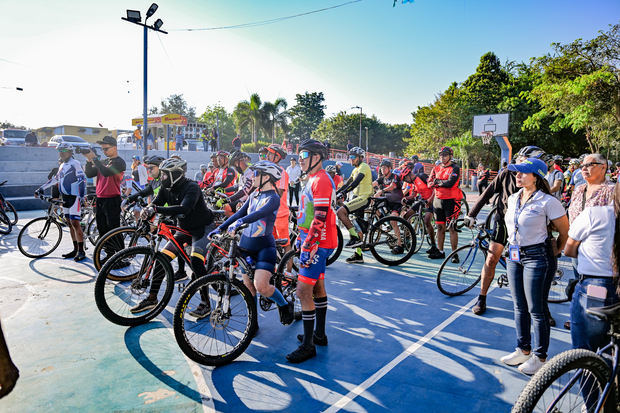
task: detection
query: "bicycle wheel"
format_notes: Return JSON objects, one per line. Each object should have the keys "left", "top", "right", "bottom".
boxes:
{"left": 4, "top": 201, "right": 18, "bottom": 225}
{"left": 326, "top": 225, "right": 343, "bottom": 266}
{"left": 94, "top": 246, "right": 174, "bottom": 326}
{"left": 17, "top": 217, "right": 62, "bottom": 258}
{"left": 410, "top": 215, "right": 425, "bottom": 254}
{"left": 436, "top": 244, "right": 485, "bottom": 296}
{"left": 0, "top": 210, "right": 11, "bottom": 235}
{"left": 548, "top": 255, "right": 573, "bottom": 304}
{"left": 173, "top": 273, "right": 255, "bottom": 366}
{"left": 368, "top": 216, "right": 416, "bottom": 266}
{"left": 512, "top": 348, "right": 615, "bottom": 413}
{"left": 275, "top": 249, "right": 302, "bottom": 318}
{"left": 93, "top": 226, "right": 150, "bottom": 272}
{"left": 86, "top": 216, "right": 99, "bottom": 246}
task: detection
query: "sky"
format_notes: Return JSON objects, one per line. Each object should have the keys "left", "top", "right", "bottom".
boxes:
{"left": 0, "top": 0, "right": 618, "bottom": 130}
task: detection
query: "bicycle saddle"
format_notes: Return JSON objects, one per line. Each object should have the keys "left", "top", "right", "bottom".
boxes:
{"left": 586, "top": 302, "right": 620, "bottom": 323}
{"left": 289, "top": 206, "right": 299, "bottom": 212}
{"left": 275, "top": 238, "right": 289, "bottom": 246}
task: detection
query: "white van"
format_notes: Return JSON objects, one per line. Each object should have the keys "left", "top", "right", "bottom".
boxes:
{"left": 117, "top": 133, "right": 135, "bottom": 150}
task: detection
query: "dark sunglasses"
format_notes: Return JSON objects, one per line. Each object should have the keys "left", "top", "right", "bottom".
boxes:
{"left": 101, "top": 146, "right": 113, "bottom": 152}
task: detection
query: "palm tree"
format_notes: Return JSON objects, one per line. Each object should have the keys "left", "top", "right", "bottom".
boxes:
{"left": 234, "top": 93, "right": 263, "bottom": 144}
{"left": 261, "top": 98, "right": 288, "bottom": 144}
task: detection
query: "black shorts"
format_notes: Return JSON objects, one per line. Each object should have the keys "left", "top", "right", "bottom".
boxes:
{"left": 490, "top": 214, "right": 508, "bottom": 246}
{"left": 386, "top": 201, "right": 402, "bottom": 214}
{"left": 433, "top": 197, "right": 461, "bottom": 226}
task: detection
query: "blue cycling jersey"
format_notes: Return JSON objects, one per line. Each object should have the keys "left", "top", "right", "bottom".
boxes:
{"left": 39, "top": 157, "right": 86, "bottom": 197}
{"left": 219, "top": 189, "right": 280, "bottom": 251}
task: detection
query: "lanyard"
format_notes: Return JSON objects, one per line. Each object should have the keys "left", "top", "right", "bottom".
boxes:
{"left": 512, "top": 190, "right": 538, "bottom": 244}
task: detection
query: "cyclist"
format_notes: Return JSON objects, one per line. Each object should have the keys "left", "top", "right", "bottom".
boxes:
{"left": 258, "top": 146, "right": 268, "bottom": 161}
{"left": 207, "top": 151, "right": 236, "bottom": 194}
{"left": 210, "top": 160, "right": 295, "bottom": 331}
{"left": 35, "top": 142, "right": 87, "bottom": 261}
{"left": 374, "top": 159, "right": 404, "bottom": 254}
{"left": 288, "top": 139, "right": 337, "bottom": 363}
{"left": 464, "top": 145, "right": 549, "bottom": 316}
{"left": 427, "top": 146, "right": 462, "bottom": 261}
{"left": 265, "top": 144, "right": 291, "bottom": 253}
{"left": 336, "top": 147, "right": 373, "bottom": 264}
{"left": 399, "top": 161, "right": 437, "bottom": 252}
{"left": 410, "top": 155, "right": 425, "bottom": 175}
{"left": 223, "top": 151, "right": 254, "bottom": 213}
{"left": 545, "top": 155, "right": 565, "bottom": 201}
{"left": 130, "top": 157, "right": 216, "bottom": 316}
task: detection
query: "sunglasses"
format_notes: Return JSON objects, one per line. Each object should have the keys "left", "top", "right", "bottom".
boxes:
{"left": 259, "top": 153, "right": 267, "bottom": 159}
{"left": 581, "top": 162, "right": 603, "bottom": 169}
{"left": 101, "top": 146, "right": 113, "bottom": 152}
{"left": 299, "top": 151, "right": 311, "bottom": 160}
{"left": 349, "top": 155, "right": 357, "bottom": 160}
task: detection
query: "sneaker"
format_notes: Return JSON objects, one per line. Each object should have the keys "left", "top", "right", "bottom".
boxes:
{"left": 345, "top": 236, "right": 363, "bottom": 248}
{"left": 428, "top": 250, "right": 446, "bottom": 260}
{"left": 451, "top": 254, "right": 460, "bottom": 264}
{"left": 346, "top": 252, "right": 364, "bottom": 264}
{"left": 111, "top": 259, "right": 131, "bottom": 270}
{"left": 548, "top": 313, "right": 556, "bottom": 327}
{"left": 391, "top": 245, "right": 404, "bottom": 254}
{"left": 472, "top": 298, "right": 486, "bottom": 315}
{"left": 500, "top": 348, "right": 531, "bottom": 366}
{"left": 518, "top": 356, "right": 546, "bottom": 375}
{"left": 278, "top": 302, "right": 295, "bottom": 325}
{"left": 74, "top": 251, "right": 86, "bottom": 262}
{"left": 297, "top": 333, "right": 328, "bottom": 346}
{"left": 286, "top": 344, "right": 317, "bottom": 363}
{"left": 426, "top": 246, "right": 440, "bottom": 255}
{"left": 130, "top": 298, "right": 157, "bottom": 313}
{"left": 62, "top": 250, "right": 77, "bottom": 259}
{"left": 189, "top": 303, "right": 211, "bottom": 319}
{"left": 174, "top": 270, "right": 189, "bottom": 282}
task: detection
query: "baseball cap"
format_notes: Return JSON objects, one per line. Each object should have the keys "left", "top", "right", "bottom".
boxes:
{"left": 507, "top": 157, "right": 548, "bottom": 179}
{"left": 96, "top": 136, "right": 117, "bottom": 146}
{"left": 132, "top": 155, "right": 140, "bottom": 161}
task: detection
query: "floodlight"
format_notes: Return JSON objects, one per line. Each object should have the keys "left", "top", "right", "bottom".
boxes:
{"left": 146, "top": 3, "right": 159, "bottom": 19}
{"left": 126, "top": 10, "right": 141, "bottom": 23}
{"left": 153, "top": 19, "right": 164, "bottom": 31}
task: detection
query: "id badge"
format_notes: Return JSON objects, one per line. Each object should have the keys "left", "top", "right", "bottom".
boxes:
{"left": 508, "top": 245, "right": 521, "bottom": 262}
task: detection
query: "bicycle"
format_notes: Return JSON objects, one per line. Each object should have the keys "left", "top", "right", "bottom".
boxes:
{"left": 436, "top": 224, "right": 570, "bottom": 303}
{"left": 173, "top": 225, "right": 259, "bottom": 366}
{"left": 0, "top": 180, "right": 18, "bottom": 234}
{"left": 512, "top": 301, "right": 620, "bottom": 413}
{"left": 339, "top": 196, "right": 416, "bottom": 266}
{"left": 17, "top": 196, "right": 66, "bottom": 258}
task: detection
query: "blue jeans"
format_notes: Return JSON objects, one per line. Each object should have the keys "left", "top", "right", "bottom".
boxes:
{"left": 571, "top": 277, "right": 618, "bottom": 351}
{"left": 507, "top": 243, "right": 551, "bottom": 359}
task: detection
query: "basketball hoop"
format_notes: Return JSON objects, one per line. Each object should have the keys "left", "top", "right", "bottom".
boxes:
{"left": 481, "top": 131, "right": 494, "bottom": 145}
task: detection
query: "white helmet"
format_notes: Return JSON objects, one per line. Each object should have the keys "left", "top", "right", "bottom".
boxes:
{"left": 348, "top": 146, "right": 365, "bottom": 158}
{"left": 159, "top": 157, "right": 187, "bottom": 188}
{"left": 56, "top": 142, "right": 74, "bottom": 153}
{"left": 250, "top": 160, "right": 282, "bottom": 182}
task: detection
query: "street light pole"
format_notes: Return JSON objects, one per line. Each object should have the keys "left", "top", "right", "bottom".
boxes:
{"left": 365, "top": 126, "right": 369, "bottom": 153}
{"left": 351, "top": 106, "right": 362, "bottom": 147}
{"left": 142, "top": 25, "right": 148, "bottom": 158}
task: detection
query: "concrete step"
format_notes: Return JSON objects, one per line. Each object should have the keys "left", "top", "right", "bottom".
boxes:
{"left": 0, "top": 161, "right": 59, "bottom": 172}
{"left": 6, "top": 196, "right": 48, "bottom": 211}
{"left": 0, "top": 184, "right": 40, "bottom": 198}
{"left": 0, "top": 172, "right": 51, "bottom": 186}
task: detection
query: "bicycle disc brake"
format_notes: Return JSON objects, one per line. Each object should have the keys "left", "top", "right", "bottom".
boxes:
{"left": 497, "top": 274, "right": 509, "bottom": 288}
{"left": 259, "top": 295, "right": 274, "bottom": 311}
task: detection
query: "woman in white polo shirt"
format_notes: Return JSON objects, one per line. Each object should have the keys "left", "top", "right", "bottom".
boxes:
{"left": 564, "top": 182, "right": 619, "bottom": 351}
{"left": 499, "top": 158, "right": 569, "bottom": 375}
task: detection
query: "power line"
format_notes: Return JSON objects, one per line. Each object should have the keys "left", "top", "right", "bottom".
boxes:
{"left": 172, "top": 0, "right": 362, "bottom": 32}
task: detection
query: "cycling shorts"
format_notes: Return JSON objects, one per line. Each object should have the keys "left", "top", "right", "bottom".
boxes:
{"left": 344, "top": 196, "right": 369, "bottom": 216}
{"left": 162, "top": 224, "right": 215, "bottom": 262}
{"left": 62, "top": 194, "right": 81, "bottom": 221}
{"left": 298, "top": 247, "right": 334, "bottom": 286}
{"left": 490, "top": 214, "right": 508, "bottom": 246}
{"left": 242, "top": 247, "right": 278, "bottom": 272}
{"left": 386, "top": 201, "right": 402, "bottom": 214}
{"left": 433, "top": 197, "right": 461, "bottom": 226}
{"left": 273, "top": 216, "right": 290, "bottom": 247}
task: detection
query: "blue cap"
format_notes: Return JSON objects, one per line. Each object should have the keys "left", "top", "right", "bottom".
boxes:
{"left": 132, "top": 155, "right": 140, "bottom": 161}
{"left": 508, "top": 158, "right": 548, "bottom": 179}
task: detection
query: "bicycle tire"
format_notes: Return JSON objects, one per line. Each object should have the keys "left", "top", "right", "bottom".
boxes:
{"left": 484, "top": 206, "right": 498, "bottom": 232}
{"left": 326, "top": 225, "right": 343, "bottom": 266}
{"left": 86, "top": 216, "right": 99, "bottom": 246}
{"left": 4, "top": 201, "right": 18, "bottom": 225}
{"left": 512, "top": 348, "right": 615, "bottom": 413}
{"left": 93, "top": 226, "right": 149, "bottom": 272}
{"left": 368, "top": 216, "right": 416, "bottom": 266}
{"left": 275, "top": 249, "right": 302, "bottom": 318}
{"left": 94, "top": 246, "right": 174, "bottom": 326}
{"left": 0, "top": 209, "right": 11, "bottom": 235}
{"left": 410, "top": 215, "right": 425, "bottom": 254}
{"left": 173, "top": 273, "right": 255, "bottom": 366}
{"left": 17, "top": 217, "right": 62, "bottom": 258}
{"left": 436, "top": 244, "right": 485, "bottom": 296}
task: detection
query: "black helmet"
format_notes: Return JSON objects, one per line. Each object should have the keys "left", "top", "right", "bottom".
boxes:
{"left": 380, "top": 159, "right": 392, "bottom": 168}
{"left": 438, "top": 146, "right": 453, "bottom": 156}
{"left": 144, "top": 155, "right": 164, "bottom": 166}
{"left": 159, "top": 157, "right": 187, "bottom": 188}
{"left": 411, "top": 155, "right": 419, "bottom": 162}
{"left": 516, "top": 145, "right": 546, "bottom": 160}
{"left": 298, "top": 139, "right": 328, "bottom": 159}
{"left": 230, "top": 151, "right": 250, "bottom": 164}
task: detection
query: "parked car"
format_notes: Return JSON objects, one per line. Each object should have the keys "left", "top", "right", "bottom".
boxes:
{"left": 0, "top": 129, "right": 31, "bottom": 146}
{"left": 47, "top": 135, "right": 91, "bottom": 150}
{"left": 116, "top": 133, "right": 135, "bottom": 150}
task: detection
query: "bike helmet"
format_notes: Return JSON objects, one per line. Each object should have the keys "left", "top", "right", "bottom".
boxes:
{"left": 298, "top": 139, "right": 328, "bottom": 159}
{"left": 335, "top": 161, "right": 343, "bottom": 168}
{"left": 348, "top": 146, "right": 365, "bottom": 158}
{"left": 516, "top": 145, "right": 546, "bottom": 160}
{"left": 410, "top": 155, "right": 419, "bottom": 162}
{"left": 249, "top": 160, "right": 282, "bottom": 182}
{"left": 266, "top": 144, "right": 287, "bottom": 161}
{"left": 380, "top": 159, "right": 392, "bottom": 168}
{"left": 230, "top": 151, "right": 250, "bottom": 164}
{"left": 56, "top": 142, "right": 74, "bottom": 152}
{"left": 325, "top": 165, "right": 337, "bottom": 174}
{"left": 216, "top": 150, "right": 229, "bottom": 158}
{"left": 569, "top": 158, "right": 580, "bottom": 166}
{"left": 159, "top": 157, "right": 187, "bottom": 188}
{"left": 207, "top": 162, "right": 214, "bottom": 169}
{"left": 438, "top": 146, "right": 453, "bottom": 156}
{"left": 144, "top": 155, "right": 164, "bottom": 166}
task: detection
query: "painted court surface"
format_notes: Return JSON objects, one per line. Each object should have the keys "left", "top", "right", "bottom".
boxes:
{"left": 0, "top": 207, "right": 572, "bottom": 412}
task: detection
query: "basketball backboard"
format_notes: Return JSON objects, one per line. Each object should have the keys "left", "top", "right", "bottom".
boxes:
{"left": 472, "top": 113, "right": 509, "bottom": 137}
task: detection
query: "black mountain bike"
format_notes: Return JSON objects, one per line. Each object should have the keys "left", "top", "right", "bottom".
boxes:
{"left": 0, "top": 180, "right": 18, "bottom": 234}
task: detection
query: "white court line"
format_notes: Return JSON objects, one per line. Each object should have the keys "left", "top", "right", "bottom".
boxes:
{"left": 162, "top": 306, "right": 215, "bottom": 413}
{"left": 0, "top": 276, "right": 37, "bottom": 320}
{"left": 322, "top": 294, "right": 480, "bottom": 413}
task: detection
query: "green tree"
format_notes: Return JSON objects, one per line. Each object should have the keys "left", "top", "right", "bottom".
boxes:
{"left": 260, "top": 98, "right": 288, "bottom": 144}
{"left": 149, "top": 93, "right": 197, "bottom": 122}
{"left": 288, "top": 92, "right": 326, "bottom": 142}
{"left": 233, "top": 93, "right": 263, "bottom": 144}
{"left": 197, "top": 104, "right": 236, "bottom": 150}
